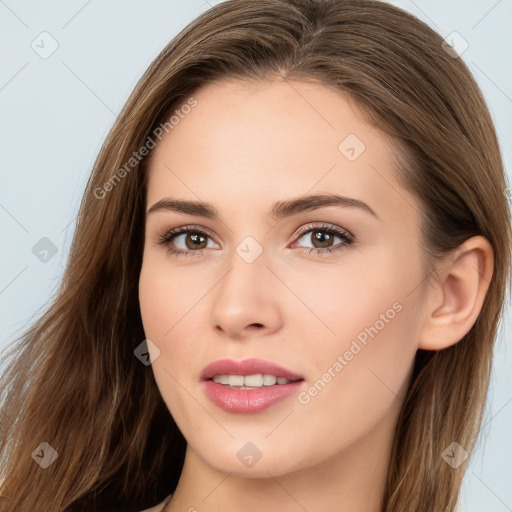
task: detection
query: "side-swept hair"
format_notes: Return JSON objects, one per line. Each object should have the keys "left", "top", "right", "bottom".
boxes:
{"left": 1, "top": 1, "right": 510, "bottom": 510}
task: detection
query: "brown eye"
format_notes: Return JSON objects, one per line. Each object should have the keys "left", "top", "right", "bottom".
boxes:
{"left": 309, "top": 230, "right": 337, "bottom": 249}
{"left": 184, "top": 232, "right": 208, "bottom": 250}
{"left": 293, "top": 224, "right": 354, "bottom": 255}
{"left": 158, "top": 225, "right": 218, "bottom": 257}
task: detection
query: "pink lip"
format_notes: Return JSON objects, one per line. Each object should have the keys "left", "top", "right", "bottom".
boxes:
{"left": 200, "top": 358, "right": 305, "bottom": 414}
{"left": 200, "top": 358, "right": 304, "bottom": 382}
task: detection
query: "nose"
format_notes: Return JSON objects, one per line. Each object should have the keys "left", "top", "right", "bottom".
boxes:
{"left": 210, "top": 247, "right": 283, "bottom": 340}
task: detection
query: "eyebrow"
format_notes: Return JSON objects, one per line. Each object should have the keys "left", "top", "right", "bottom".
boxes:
{"left": 147, "top": 193, "right": 379, "bottom": 220}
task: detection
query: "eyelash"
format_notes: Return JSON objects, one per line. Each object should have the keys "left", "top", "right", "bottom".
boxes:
{"left": 157, "top": 223, "right": 354, "bottom": 258}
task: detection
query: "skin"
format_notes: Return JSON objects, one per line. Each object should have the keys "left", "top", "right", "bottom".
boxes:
{"left": 138, "top": 78, "right": 493, "bottom": 512}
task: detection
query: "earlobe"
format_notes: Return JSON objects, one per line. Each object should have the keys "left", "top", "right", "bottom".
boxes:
{"left": 418, "top": 236, "right": 494, "bottom": 351}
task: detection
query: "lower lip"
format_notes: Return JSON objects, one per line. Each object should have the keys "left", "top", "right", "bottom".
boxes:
{"left": 203, "top": 379, "right": 304, "bottom": 413}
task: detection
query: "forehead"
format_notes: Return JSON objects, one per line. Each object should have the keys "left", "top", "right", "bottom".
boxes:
{"left": 146, "top": 78, "right": 415, "bottom": 227}
{"left": 155, "top": 78, "right": 376, "bottom": 164}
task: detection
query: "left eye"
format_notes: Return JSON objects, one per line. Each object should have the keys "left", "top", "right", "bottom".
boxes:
{"left": 292, "top": 224, "right": 353, "bottom": 254}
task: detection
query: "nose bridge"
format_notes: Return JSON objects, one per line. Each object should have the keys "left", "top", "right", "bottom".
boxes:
{"left": 210, "top": 236, "right": 282, "bottom": 336}
{"left": 218, "top": 237, "right": 269, "bottom": 303}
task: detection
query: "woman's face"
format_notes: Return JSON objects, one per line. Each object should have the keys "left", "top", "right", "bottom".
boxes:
{"left": 139, "top": 79, "right": 428, "bottom": 478}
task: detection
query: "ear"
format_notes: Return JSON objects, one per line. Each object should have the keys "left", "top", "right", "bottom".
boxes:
{"left": 418, "top": 236, "right": 494, "bottom": 350}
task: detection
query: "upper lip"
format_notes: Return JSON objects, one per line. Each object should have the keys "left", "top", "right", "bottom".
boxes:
{"left": 200, "top": 358, "right": 304, "bottom": 382}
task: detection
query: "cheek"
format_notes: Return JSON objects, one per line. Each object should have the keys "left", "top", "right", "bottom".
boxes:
{"left": 291, "top": 246, "right": 422, "bottom": 406}
{"left": 138, "top": 253, "right": 207, "bottom": 339}
{"left": 290, "top": 285, "right": 419, "bottom": 469}
{"left": 139, "top": 263, "right": 169, "bottom": 340}
{"left": 138, "top": 259, "right": 199, "bottom": 424}
{"left": 138, "top": 254, "right": 211, "bottom": 382}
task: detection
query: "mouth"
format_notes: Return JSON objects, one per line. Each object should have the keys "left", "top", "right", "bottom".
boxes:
{"left": 200, "top": 357, "right": 304, "bottom": 383}
{"left": 207, "top": 373, "right": 303, "bottom": 389}
{"left": 200, "top": 358, "right": 305, "bottom": 413}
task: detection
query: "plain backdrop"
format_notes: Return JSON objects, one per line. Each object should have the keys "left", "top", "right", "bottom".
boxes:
{"left": 0, "top": 1, "right": 511, "bottom": 510}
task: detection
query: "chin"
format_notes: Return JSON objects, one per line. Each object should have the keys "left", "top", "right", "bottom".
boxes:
{"left": 194, "top": 441, "right": 304, "bottom": 478}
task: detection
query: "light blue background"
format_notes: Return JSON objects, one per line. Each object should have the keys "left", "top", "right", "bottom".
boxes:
{"left": 1, "top": 1, "right": 510, "bottom": 510}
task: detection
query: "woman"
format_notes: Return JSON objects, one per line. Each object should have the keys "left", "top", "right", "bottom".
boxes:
{"left": 0, "top": 0, "right": 510, "bottom": 511}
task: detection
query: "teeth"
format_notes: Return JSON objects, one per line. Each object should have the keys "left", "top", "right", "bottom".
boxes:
{"left": 263, "top": 374, "right": 277, "bottom": 386}
{"left": 244, "top": 374, "right": 263, "bottom": 387}
{"left": 228, "top": 375, "right": 245, "bottom": 386}
{"left": 212, "top": 373, "right": 291, "bottom": 387}
{"left": 212, "top": 375, "right": 229, "bottom": 384}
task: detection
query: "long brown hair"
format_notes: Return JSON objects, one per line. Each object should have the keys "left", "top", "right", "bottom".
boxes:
{"left": 1, "top": 1, "right": 510, "bottom": 510}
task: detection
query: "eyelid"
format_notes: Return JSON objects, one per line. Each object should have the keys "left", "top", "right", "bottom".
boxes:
{"left": 157, "top": 224, "right": 219, "bottom": 245}
{"left": 158, "top": 222, "right": 352, "bottom": 244}
{"left": 157, "top": 221, "right": 354, "bottom": 257}
{"left": 292, "top": 222, "right": 353, "bottom": 241}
